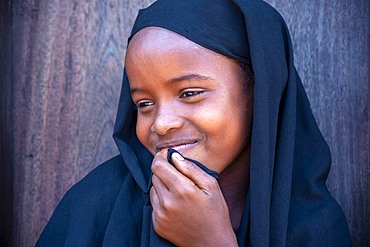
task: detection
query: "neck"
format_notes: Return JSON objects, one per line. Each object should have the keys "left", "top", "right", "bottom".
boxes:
{"left": 218, "top": 145, "right": 250, "bottom": 231}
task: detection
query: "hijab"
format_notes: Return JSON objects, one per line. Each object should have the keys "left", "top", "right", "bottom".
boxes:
{"left": 37, "top": 0, "right": 351, "bottom": 246}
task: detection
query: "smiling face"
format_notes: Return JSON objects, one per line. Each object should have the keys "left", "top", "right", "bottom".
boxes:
{"left": 125, "top": 27, "right": 253, "bottom": 174}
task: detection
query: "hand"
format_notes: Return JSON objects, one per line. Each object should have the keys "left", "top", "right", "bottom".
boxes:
{"left": 150, "top": 150, "right": 238, "bottom": 247}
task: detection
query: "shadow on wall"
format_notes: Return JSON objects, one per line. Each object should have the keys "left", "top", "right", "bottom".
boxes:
{"left": 0, "top": 0, "right": 13, "bottom": 246}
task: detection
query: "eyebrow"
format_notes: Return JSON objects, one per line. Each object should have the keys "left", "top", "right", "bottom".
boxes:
{"left": 168, "top": 74, "right": 213, "bottom": 83}
{"left": 130, "top": 73, "right": 213, "bottom": 95}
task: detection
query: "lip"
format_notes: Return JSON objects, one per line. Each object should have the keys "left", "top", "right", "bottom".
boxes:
{"left": 155, "top": 140, "right": 198, "bottom": 153}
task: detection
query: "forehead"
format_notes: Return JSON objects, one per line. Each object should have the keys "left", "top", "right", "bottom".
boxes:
{"left": 126, "top": 27, "right": 224, "bottom": 66}
{"left": 128, "top": 27, "right": 194, "bottom": 50}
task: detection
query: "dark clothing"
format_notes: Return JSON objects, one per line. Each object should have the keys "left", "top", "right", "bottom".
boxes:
{"left": 37, "top": 0, "right": 351, "bottom": 246}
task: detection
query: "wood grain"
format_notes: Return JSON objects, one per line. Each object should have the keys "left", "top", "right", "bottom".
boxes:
{"left": 10, "top": 0, "right": 368, "bottom": 246}
{"left": 11, "top": 1, "right": 152, "bottom": 246}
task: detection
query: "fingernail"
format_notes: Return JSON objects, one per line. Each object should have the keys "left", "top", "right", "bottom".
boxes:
{"left": 173, "top": 152, "right": 184, "bottom": 161}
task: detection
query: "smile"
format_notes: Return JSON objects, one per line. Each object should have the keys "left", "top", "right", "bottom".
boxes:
{"left": 155, "top": 140, "right": 198, "bottom": 153}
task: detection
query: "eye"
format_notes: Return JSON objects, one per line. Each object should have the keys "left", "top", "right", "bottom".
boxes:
{"left": 179, "top": 89, "right": 205, "bottom": 99}
{"left": 135, "top": 100, "right": 154, "bottom": 110}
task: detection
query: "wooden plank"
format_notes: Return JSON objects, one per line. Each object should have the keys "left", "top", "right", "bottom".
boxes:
{"left": 11, "top": 0, "right": 152, "bottom": 245}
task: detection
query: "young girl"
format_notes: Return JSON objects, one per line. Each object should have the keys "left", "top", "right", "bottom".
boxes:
{"left": 37, "top": 0, "right": 350, "bottom": 246}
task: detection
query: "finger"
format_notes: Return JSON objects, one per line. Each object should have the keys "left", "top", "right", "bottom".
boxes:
{"left": 150, "top": 186, "right": 160, "bottom": 210}
{"left": 171, "top": 152, "right": 218, "bottom": 191}
{"left": 150, "top": 186, "right": 163, "bottom": 232}
{"left": 151, "top": 150, "right": 192, "bottom": 191}
{"left": 151, "top": 150, "right": 180, "bottom": 179}
{"left": 151, "top": 174, "right": 169, "bottom": 204}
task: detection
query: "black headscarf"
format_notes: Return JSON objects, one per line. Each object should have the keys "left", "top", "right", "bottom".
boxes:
{"left": 37, "top": 0, "right": 350, "bottom": 246}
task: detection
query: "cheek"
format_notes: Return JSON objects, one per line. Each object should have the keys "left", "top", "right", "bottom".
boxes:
{"left": 194, "top": 100, "right": 236, "bottom": 144}
{"left": 206, "top": 93, "right": 250, "bottom": 149}
{"left": 136, "top": 115, "right": 151, "bottom": 149}
{"left": 190, "top": 106, "right": 225, "bottom": 138}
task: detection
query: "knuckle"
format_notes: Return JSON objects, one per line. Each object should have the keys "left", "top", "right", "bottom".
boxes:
{"left": 157, "top": 149, "right": 168, "bottom": 160}
{"left": 154, "top": 208, "right": 165, "bottom": 221}
{"left": 176, "top": 184, "right": 194, "bottom": 197}
{"left": 152, "top": 212, "right": 165, "bottom": 235}
{"left": 204, "top": 176, "right": 218, "bottom": 189}
{"left": 149, "top": 186, "right": 156, "bottom": 199}
{"left": 151, "top": 151, "right": 168, "bottom": 174}
{"left": 153, "top": 208, "right": 169, "bottom": 230}
{"left": 161, "top": 199, "right": 174, "bottom": 213}
{"left": 151, "top": 161, "right": 162, "bottom": 174}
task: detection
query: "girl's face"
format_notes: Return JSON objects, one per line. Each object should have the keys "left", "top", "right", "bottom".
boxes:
{"left": 126, "top": 27, "right": 253, "bottom": 174}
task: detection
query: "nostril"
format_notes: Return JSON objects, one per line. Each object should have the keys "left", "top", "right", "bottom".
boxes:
{"left": 151, "top": 110, "right": 183, "bottom": 135}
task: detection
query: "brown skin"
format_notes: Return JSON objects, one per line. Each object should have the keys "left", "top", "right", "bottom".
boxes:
{"left": 126, "top": 27, "right": 253, "bottom": 246}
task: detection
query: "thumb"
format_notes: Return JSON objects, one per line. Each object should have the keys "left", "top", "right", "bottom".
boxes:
{"left": 169, "top": 150, "right": 218, "bottom": 191}
{"left": 167, "top": 148, "right": 219, "bottom": 179}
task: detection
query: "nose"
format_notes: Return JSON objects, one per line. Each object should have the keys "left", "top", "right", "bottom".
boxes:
{"left": 151, "top": 103, "right": 183, "bottom": 135}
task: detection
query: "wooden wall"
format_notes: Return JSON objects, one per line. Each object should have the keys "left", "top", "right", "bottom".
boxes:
{"left": 3, "top": 0, "right": 368, "bottom": 246}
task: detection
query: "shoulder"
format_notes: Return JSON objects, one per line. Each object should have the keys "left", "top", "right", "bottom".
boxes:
{"left": 61, "top": 154, "right": 132, "bottom": 224}
{"left": 62, "top": 155, "right": 129, "bottom": 210}
{"left": 37, "top": 155, "right": 131, "bottom": 246}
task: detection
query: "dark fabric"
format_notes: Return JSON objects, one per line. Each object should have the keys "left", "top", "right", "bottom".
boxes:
{"left": 37, "top": 0, "right": 351, "bottom": 246}
{"left": 167, "top": 148, "right": 220, "bottom": 180}
{"left": 130, "top": 0, "right": 250, "bottom": 63}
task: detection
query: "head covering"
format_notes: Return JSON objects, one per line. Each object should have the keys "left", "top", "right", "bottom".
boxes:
{"left": 37, "top": 0, "right": 350, "bottom": 246}
{"left": 113, "top": 0, "right": 350, "bottom": 246}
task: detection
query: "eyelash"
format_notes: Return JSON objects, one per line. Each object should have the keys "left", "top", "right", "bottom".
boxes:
{"left": 135, "top": 101, "right": 154, "bottom": 109}
{"left": 179, "top": 90, "right": 204, "bottom": 99}
{"left": 134, "top": 89, "right": 205, "bottom": 110}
